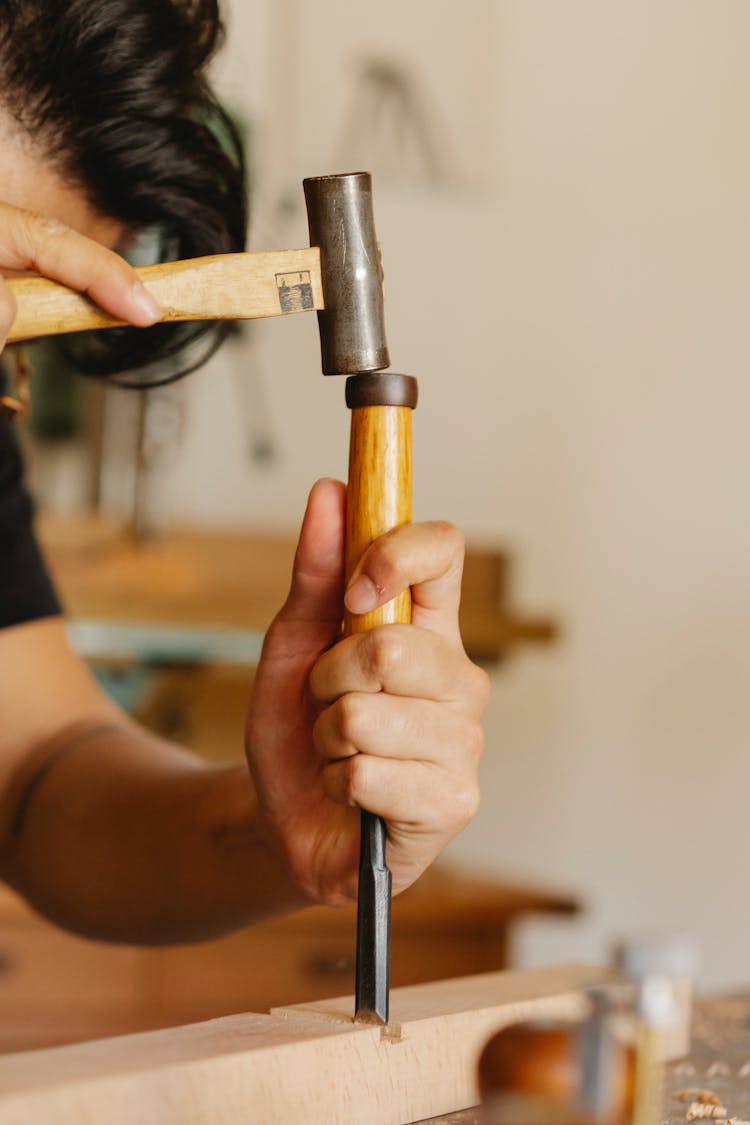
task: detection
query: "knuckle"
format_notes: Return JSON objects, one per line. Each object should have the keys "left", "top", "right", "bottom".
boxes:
{"left": 15, "top": 210, "right": 112, "bottom": 286}
{"left": 17, "top": 209, "right": 65, "bottom": 257}
{"left": 344, "top": 754, "right": 370, "bottom": 807}
{"left": 452, "top": 780, "right": 480, "bottom": 828}
{"left": 30, "top": 213, "right": 70, "bottom": 241}
{"left": 453, "top": 710, "right": 486, "bottom": 772}
{"left": 431, "top": 520, "right": 465, "bottom": 564}
{"left": 364, "top": 626, "right": 404, "bottom": 682}
{"left": 434, "top": 519, "right": 464, "bottom": 549}
{"left": 336, "top": 694, "right": 366, "bottom": 746}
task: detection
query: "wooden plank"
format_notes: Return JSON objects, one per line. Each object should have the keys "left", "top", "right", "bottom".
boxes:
{"left": 0, "top": 966, "right": 608, "bottom": 1125}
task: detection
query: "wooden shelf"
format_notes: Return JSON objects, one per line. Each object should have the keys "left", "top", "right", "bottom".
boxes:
{"left": 38, "top": 515, "right": 557, "bottom": 663}
{"left": 0, "top": 868, "right": 578, "bottom": 1052}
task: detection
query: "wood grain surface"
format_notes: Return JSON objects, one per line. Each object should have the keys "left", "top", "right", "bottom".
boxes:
{"left": 0, "top": 965, "right": 606, "bottom": 1125}
{"left": 344, "top": 403, "right": 413, "bottom": 633}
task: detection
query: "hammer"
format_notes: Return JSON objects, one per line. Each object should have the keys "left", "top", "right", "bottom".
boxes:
{"left": 8, "top": 171, "right": 415, "bottom": 1025}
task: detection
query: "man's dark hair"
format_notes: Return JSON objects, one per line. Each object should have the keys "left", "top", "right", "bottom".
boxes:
{"left": 0, "top": 0, "right": 247, "bottom": 385}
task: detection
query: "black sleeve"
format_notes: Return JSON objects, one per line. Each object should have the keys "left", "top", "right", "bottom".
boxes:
{"left": 0, "top": 418, "right": 62, "bottom": 629}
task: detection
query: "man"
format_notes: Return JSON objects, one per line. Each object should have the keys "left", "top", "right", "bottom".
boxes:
{"left": 0, "top": 0, "right": 488, "bottom": 945}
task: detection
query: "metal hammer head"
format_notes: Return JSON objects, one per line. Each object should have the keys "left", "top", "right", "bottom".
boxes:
{"left": 303, "top": 172, "right": 390, "bottom": 376}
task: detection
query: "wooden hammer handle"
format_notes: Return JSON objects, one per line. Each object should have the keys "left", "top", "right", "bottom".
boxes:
{"left": 6, "top": 248, "right": 323, "bottom": 343}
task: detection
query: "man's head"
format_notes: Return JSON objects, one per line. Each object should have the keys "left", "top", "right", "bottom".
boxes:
{"left": 0, "top": 0, "right": 246, "bottom": 382}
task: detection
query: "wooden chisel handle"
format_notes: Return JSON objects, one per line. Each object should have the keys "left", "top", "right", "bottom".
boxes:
{"left": 343, "top": 402, "right": 413, "bottom": 636}
{"left": 5, "top": 247, "right": 323, "bottom": 343}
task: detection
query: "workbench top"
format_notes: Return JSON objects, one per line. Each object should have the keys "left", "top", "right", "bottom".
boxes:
{"left": 664, "top": 994, "right": 750, "bottom": 1123}
{"left": 423, "top": 992, "right": 750, "bottom": 1124}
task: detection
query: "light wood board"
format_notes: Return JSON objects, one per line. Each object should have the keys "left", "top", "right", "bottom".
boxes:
{"left": 0, "top": 965, "right": 607, "bottom": 1124}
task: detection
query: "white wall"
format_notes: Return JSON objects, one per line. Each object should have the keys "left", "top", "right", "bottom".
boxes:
{"left": 160, "top": 1, "right": 750, "bottom": 989}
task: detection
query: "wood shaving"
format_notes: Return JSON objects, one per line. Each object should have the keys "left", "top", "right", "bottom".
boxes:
{"left": 673, "top": 1091, "right": 724, "bottom": 1105}
{"left": 686, "top": 1103, "right": 728, "bottom": 1120}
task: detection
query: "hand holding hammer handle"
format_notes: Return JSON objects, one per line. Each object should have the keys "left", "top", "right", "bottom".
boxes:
{"left": 6, "top": 247, "right": 324, "bottom": 342}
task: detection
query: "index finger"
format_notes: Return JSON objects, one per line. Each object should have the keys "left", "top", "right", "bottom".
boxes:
{"left": 0, "top": 203, "right": 161, "bottom": 327}
{"left": 344, "top": 521, "right": 466, "bottom": 646}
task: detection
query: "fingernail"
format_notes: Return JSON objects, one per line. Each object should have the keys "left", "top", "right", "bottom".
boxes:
{"left": 129, "top": 280, "right": 161, "bottom": 325}
{"left": 345, "top": 574, "right": 380, "bottom": 614}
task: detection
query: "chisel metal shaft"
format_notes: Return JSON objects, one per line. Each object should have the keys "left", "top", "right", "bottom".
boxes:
{"left": 355, "top": 811, "right": 391, "bottom": 1024}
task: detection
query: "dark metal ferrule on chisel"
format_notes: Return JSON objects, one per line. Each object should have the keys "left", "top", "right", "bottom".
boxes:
{"left": 355, "top": 811, "right": 392, "bottom": 1024}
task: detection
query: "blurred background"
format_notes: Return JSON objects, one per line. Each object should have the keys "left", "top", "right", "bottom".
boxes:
{"left": 7, "top": 0, "right": 750, "bottom": 1049}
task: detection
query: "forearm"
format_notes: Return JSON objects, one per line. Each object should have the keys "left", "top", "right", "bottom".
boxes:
{"left": 1, "top": 716, "right": 307, "bottom": 944}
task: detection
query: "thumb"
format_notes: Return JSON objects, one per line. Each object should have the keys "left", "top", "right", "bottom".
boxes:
{"left": 263, "top": 478, "right": 346, "bottom": 662}
{"left": 0, "top": 202, "right": 161, "bottom": 327}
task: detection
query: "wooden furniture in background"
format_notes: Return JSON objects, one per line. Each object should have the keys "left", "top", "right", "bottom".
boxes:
{"left": 37, "top": 515, "right": 558, "bottom": 664}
